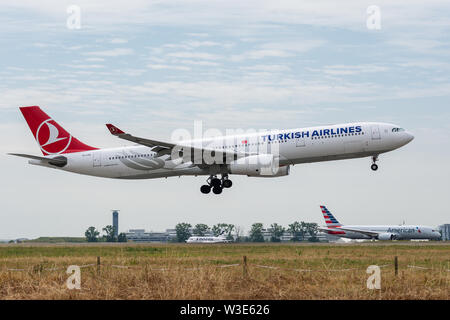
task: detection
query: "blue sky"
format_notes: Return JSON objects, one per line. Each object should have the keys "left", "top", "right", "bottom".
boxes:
{"left": 0, "top": 1, "right": 449, "bottom": 239}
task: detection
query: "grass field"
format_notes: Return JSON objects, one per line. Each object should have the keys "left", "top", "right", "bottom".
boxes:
{"left": 0, "top": 242, "right": 448, "bottom": 300}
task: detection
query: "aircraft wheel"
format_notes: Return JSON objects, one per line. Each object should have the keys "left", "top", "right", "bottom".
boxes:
{"left": 222, "top": 179, "right": 232, "bottom": 188}
{"left": 211, "top": 178, "right": 221, "bottom": 188}
{"left": 371, "top": 164, "right": 378, "bottom": 171}
{"left": 212, "top": 186, "right": 223, "bottom": 194}
{"left": 200, "top": 185, "right": 211, "bottom": 194}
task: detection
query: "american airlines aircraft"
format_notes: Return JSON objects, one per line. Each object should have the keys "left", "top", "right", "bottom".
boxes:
{"left": 11, "top": 106, "right": 414, "bottom": 194}
{"left": 319, "top": 206, "right": 442, "bottom": 240}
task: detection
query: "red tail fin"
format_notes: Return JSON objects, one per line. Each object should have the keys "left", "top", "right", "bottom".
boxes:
{"left": 19, "top": 106, "right": 98, "bottom": 156}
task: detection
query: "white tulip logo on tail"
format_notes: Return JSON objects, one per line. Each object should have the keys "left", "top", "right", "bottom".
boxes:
{"left": 36, "top": 119, "right": 72, "bottom": 155}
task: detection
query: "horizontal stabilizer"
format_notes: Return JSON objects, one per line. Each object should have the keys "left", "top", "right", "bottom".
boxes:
{"left": 9, "top": 153, "right": 67, "bottom": 167}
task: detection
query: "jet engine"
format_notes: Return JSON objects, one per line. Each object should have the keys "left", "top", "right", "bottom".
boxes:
{"left": 377, "top": 233, "right": 397, "bottom": 241}
{"left": 228, "top": 154, "right": 289, "bottom": 177}
{"left": 259, "top": 165, "right": 290, "bottom": 177}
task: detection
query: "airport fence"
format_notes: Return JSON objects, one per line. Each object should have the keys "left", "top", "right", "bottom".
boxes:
{"left": 2, "top": 256, "right": 448, "bottom": 275}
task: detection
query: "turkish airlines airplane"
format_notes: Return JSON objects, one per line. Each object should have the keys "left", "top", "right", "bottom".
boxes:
{"left": 319, "top": 205, "right": 442, "bottom": 240}
{"left": 11, "top": 106, "right": 414, "bottom": 194}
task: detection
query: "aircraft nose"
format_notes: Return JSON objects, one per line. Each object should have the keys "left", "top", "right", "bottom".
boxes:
{"left": 405, "top": 131, "right": 414, "bottom": 144}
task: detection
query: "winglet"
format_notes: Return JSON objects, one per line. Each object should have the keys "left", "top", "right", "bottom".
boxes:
{"left": 106, "top": 124, "right": 125, "bottom": 135}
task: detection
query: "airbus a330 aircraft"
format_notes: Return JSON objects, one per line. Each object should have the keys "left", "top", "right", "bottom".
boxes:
{"left": 11, "top": 106, "right": 414, "bottom": 194}
{"left": 319, "top": 206, "right": 441, "bottom": 240}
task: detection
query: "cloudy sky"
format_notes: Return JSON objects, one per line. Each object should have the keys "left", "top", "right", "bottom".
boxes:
{"left": 1, "top": 1, "right": 449, "bottom": 239}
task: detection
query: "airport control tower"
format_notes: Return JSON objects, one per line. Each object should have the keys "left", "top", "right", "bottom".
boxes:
{"left": 112, "top": 210, "right": 119, "bottom": 237}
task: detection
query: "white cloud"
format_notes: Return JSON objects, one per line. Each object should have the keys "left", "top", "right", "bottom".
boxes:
{"left": 240, "top": 64, "right": 291, "bottom": 72}
{"left": 178, "top": 60, "right": 221, "bottom": 66}
{"left": 63, "top": 64, "right": 105, "bottom": 69}
{"left": 184, "top": 40, "right": 233, "bottom": 48}
{"left": 167, "top": 51, "right": 221, "bottom": 60}
{"left": 3, "top": 0, "right": 450, "bottom": 34}
{"left": 85, "top": 57, "right": 105, "bottom": 62}
{"left": 231, "top": 49, "right": 292, "bottom": 61}
{"left": 9, "top": 75, "right": 49, "bottom": 81}
{"left": 320, "top": 65, "right": 389, "bottom": 76}
{"left": 261, "top": 41, "right": 326, "bottom": 53}
{"left": 147, "top": 64, "right": 190, "bottom": 71}
{"left": 66, "top": 45, "right": 85, "bottom": 51}
{"left": 110, "top": 38, "right": 128, "bottom": 44}
{"left": 186, "top": 32, "right": 209, "bottom": 37}
{"left": 162, "top": 43, "right": 191, "bottom": 50}
{"left": 397, "top": 60, "right": 450, "bottom": 69}
{"left": 84, "top": 48, "right": 134, "bottom": 57}
{"left": 386, "top": 38, "right": 446, "bottom": 54}
{"left": 33, "top": 42, "right": 57, "bottom": 48}
{"left": 231, "top": 40, "right": 325, "bottom": 61}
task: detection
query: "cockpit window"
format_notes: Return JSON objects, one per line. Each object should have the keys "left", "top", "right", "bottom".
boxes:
{"left": 392, "top": 128, "right": 405, "bottom": 132}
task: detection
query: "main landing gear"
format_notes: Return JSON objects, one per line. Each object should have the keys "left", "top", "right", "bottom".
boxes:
{"left": 371, "top": 155, "right": 379, "bottom": 171}
{"left": 200, "top": 175, "right": 233, "bottom": 195}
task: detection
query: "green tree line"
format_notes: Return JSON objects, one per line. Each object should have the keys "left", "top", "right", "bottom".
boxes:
{"left": 174, "top": 222, "right": 319, "bottom": 243}
{"left": 85, "top": 221, "right": 320, "bottom": 243}
{"left": 84, "top": 225, "right": 127, "bottom": 243}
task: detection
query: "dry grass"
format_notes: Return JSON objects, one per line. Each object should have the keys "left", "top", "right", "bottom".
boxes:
{"left": 0, "top": 242, "right": 448, "bottom": 300}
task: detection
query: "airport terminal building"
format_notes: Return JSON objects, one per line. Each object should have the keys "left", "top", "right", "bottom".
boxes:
{"left": 126, "top": 228, "right": 330, "bottom": 243}
{"left": 126, "top": 229, "right": 175, "bottom": 242}
{"left": 438, "top": 224, "right": 450, "bottom": 241}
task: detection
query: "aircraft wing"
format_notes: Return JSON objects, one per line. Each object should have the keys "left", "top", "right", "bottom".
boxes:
{"left": 106, "top": 124, "right": 174, "bottom": 149}
{"left": 319, "top": 227, "right": 379, "bottom": 237}
{"left": 105, "top": 124, "right": 250, "bottom": 163}
{"left": 8, "top": 153, "right": 67, "bottom": 167}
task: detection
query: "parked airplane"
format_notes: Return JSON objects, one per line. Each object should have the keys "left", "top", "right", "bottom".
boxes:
{"left": 186, "top": 236, "right": 230, "bottom": 243}
{"left": 319, "top": 205, "right": 442, "bottom": 240}
{"left": 11, "top": 106, "right": 414, "bottom": 194}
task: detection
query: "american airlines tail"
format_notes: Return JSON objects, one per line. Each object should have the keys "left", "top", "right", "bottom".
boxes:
{"left": 19, "top": 106, "right": 97, "bottom": 155}
{"left": 320, "top": 205, "right": 342, "bottom": 228}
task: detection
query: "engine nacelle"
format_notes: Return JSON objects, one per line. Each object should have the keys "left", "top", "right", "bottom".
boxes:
{"left": 259, "top": 165, "right": 290, "bottom": 177}
{"left": 228, "top": 154, "right": 288, "bottom": 177}
{"left": 377, "top": 233, "right": 396, "bottom": 241}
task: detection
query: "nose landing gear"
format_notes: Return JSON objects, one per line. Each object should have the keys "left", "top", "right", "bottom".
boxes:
{"left": 200, "top": 175, "right": 233, "bottom": 194}
{"left": 371, "top": 155, "right": 379, "bottom": 171}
